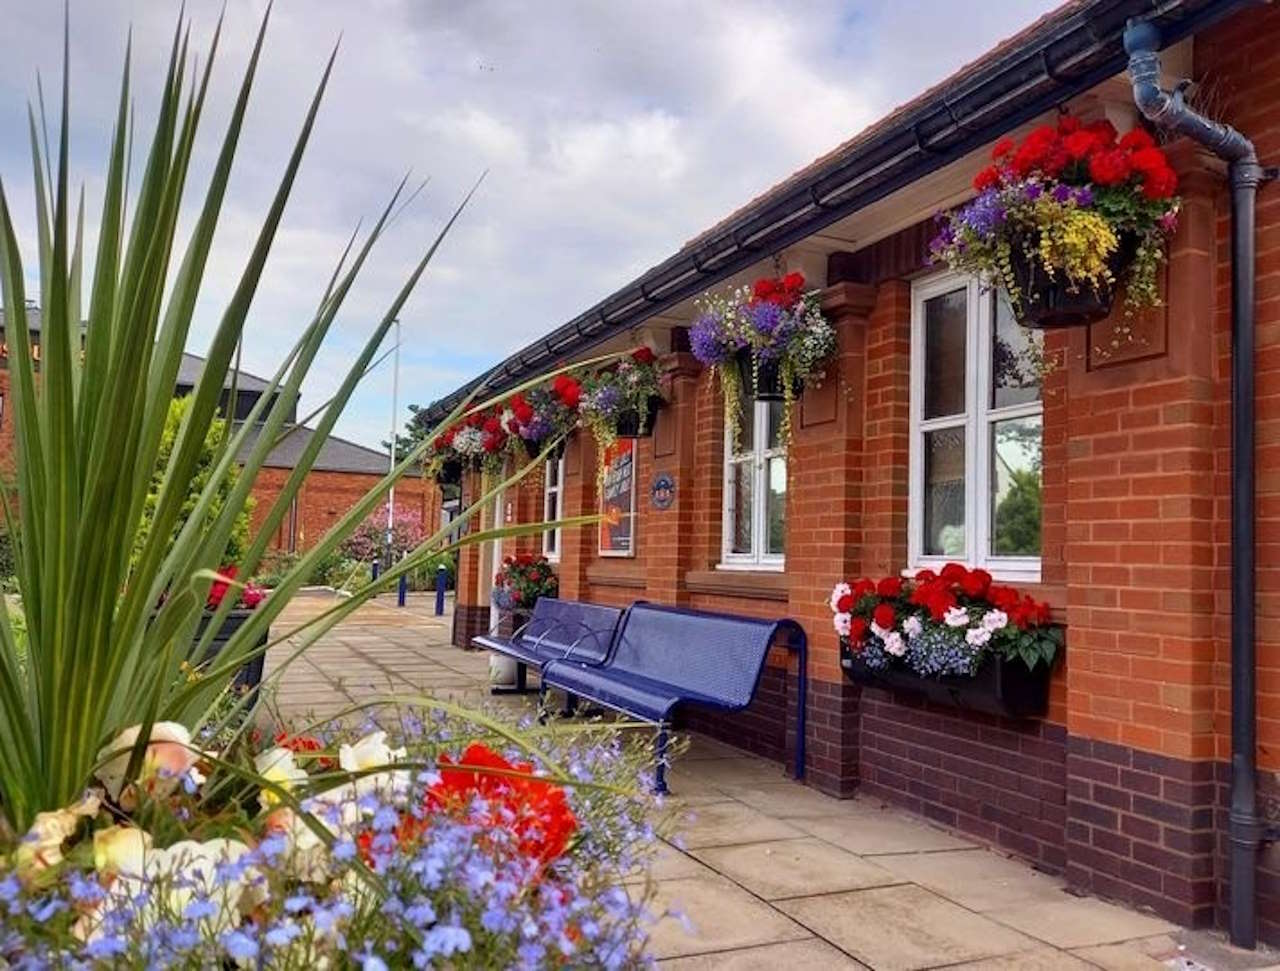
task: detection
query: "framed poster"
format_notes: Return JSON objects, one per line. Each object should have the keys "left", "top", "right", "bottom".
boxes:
{"left": 599, "top": 438, "right": 636, "bottom": 557}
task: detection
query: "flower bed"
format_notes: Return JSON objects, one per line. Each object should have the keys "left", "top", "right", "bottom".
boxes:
{"left": 1, "top": 711, "right": 662, "bottom": 968}
{"left": 930, "top": 114, "right": 1180, "bottom": 329}
{"left": 829, "top": 565, "right": 1062, "bottom": 717}
{"left": 690, "top": 272, "right": 835, "bottom": 446}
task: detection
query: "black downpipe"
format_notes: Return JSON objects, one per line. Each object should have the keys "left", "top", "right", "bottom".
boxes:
{"left": 1125, "top": 18, "right": 1269, "bottom": 949}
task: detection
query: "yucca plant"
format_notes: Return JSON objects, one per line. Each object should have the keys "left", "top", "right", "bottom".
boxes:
{"left": 0, "top": 12, "right": 588, "bottom": 835}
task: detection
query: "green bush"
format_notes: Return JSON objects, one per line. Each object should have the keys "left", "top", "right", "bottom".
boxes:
{"left": 409, "top": 550, "right": 456, "bottom": 590}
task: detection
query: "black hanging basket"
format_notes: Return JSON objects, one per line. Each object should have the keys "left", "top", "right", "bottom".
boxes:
{"left": 437, "top": 458, "right": 463, "bottom": 487}
{"left": 840, "top": 642, "right": 1050, "bottom": 719}
{"left": 523, "top": 437, "right": 564, "bottom": 462}
{"left": 615, "top": 396, "right": 662, "bottom": 438}
{"left": 1008, "top": 236, "right": 1136, "bottom": 330}
{"left": 734, "top": 348, "right": 801, "bottom": 402}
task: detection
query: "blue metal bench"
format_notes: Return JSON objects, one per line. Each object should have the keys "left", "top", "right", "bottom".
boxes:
{"left": 539, "top": 603, "right": 807, "bottom": 793}
{"left": 472, "top": 598, "right": 623, "bottom": 693}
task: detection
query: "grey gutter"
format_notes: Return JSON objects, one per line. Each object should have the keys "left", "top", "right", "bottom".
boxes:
{"left": 423, "top": 0, "right": 1251, "bottom": 423}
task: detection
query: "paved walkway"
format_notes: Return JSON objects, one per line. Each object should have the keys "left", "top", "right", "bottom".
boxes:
{"left": 265, "top": 592, "right": 1280, "bottom": 970}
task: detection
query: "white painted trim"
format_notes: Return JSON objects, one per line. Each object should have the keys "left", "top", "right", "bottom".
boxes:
{"left": 541, "top": 452, "right": 564, "bottom": 563}
{"left": 720, "top": 401, "right": 787, "bottom": 569}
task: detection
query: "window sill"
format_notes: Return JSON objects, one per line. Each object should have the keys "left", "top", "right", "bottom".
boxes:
{"left": 685, "top": 569, "right": 788, "bottom": 602}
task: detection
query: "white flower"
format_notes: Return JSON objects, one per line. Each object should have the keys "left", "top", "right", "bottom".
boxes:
{"left": 982, "top": 609, "right": 1009, "bottom": 632}
{"left": 14, "top": 792, "right": 101, "bottom": 875}
{"left": 943, "top": 606, "right": 971, "bottom": 628}
{"left": 870, "top": 621, "right": 888, "bottom": 639}
{"left": 833, "top": 612, "right": 852, "bottom": 637}
{"left": 95, "top": 722, "right": 205, "bottom": 802}
{"left": 829, "top": 582, "right": 852, "bottom": 612}
{"left": 966, "top": 626, "right": 993, "bottom": 648}
{"left": 902, "top": 616, "right": 923, "bottom": 639}
{"left": 144, "top": 838, "right": 258, "bottom": 933}
{"left": 340, "top": 731, "right": 410, "bottom": 801}
{"left": 263, "top": 807, "right": 331, "bottom": 883}
{"left": 93, "top": 825, "right": 151, "bottom": 879}
{"left": 255, "top": 747, "right": 310, "bottom": 809}
{"left": 882, "top": 632, "right": 907, "bottom": 657}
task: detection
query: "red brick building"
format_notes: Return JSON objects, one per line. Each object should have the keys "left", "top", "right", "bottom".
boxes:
{"left": 422, "top": 0, "right": 1280, "bottom": 946}
{"left": 0, "top": 310, "right": 426, "bottom": 553}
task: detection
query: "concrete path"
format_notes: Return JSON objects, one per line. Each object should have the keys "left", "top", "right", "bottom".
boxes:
{"left": 265, "top": 592, "right": 1280, "bottom": 970}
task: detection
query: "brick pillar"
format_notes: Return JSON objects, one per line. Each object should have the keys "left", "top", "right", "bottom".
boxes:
{"left": 1061, "top": 140, "right": 1220, "bottom": 926}
{"left": 786, "top": 281, "right": 877, "bottom": 796}
{"left": 451, "top": 467, "right": 489, "bottom": 648}
{"left": 644, "top": 350, "right": 702, "bottom": 604}
{"left": 557, "top": 432, "right": 595, "bottom": 602}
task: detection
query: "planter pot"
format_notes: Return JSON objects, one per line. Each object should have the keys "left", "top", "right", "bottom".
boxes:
{"left": 615, "top": 396, "right": 662, "bottom": 438}
{"left": 438, "top": 458, "right": 463, "bottom": 487}
{"left": 734, "top": 348, "right": 800, "bottom": 402}
{"left": 488, "top": 610, "right": 529, "bottom": 689}
{"left": 840, "top": 643, "right": 1050, "bottom": 719}
{"left": 522, "top": 437, "right": 565, "bottom": 462}
{"left": 194, "top": 608, "right": 268, "bottom": 708}
{"left": 1008, "top": 236, "right": 1135, "bottom": 330}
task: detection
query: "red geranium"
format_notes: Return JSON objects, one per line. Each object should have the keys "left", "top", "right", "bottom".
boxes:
{"left": 631, "top": 346, "right": 657, "bottom": 365}
{"left": 876, "top": 576, "right": 902, "bottom": 598}
{"left": 428, "top": 742, "right": 577, "bottom": 866}
{"left": 1089, "top": 148, "right": 1133, "bottom": 186}
{"left": 959, "top": 568, "right": 992, "bottom": 599}
{"left": 551, "top": 374, "right": 582, "bottom": 410}
{"left": 872, "top": 603, "right": 896, "bottom": 630}
{"left": 1119, "top": 127, "right": 1156, "bottom": 152}
{"left": 835, "top": 592, "right": 854, "bottom": 613}
{"left": 273, "top": 731, "right": 336, "bottom": 771}
{"left": 1063, "top": 129, "right": 1102, "bottom": 161}
{"left": 991, "top": 136, "right": 1016, "bottom": 160}
{"left": 972, "top": 165, "right": 1001, "bottom": 192}
{"left": 852, "top": 577, "right": 876, "bottom": 599}
{"left": 940, "top": 562, "right": 968, "bottom": 583}
{"left": 848, "top": 616, "right": 868, "bottom": 644}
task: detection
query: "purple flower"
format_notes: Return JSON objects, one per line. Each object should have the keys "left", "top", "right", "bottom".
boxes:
{"left": 1073, "top": 186, "right": 1094, "bottom": 207}
{"left": 958, "top": 189, "right": 1006, "bottom": 236}
{"left": 689, "top": 311, "right": 730, "bottom": 366}
{"left": 220, "top": 930, "right": 259, "bottom": 963}
{"left": 1024, "top": 182, "right": 1043, "bottom": 200}
{"left": 1051, "top": 183, "right": 1073, "bottom": 203}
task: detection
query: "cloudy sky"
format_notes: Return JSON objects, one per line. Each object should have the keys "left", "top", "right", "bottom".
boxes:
{"left": 0, "top": 0, "right": 1057, "bottom": 449}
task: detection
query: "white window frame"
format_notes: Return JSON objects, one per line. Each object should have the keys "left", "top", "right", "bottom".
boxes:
{"left": 541, "top": 452, "right": 564, "bottom": 562}
{"left": 908, "top": 270, "right": 1043, "bottom": 584}
{"left": 720, "top": 400, "right": 786, "bottom": 571}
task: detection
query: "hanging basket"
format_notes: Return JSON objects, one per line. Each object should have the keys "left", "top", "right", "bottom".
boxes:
{"left": 734, "top": 348, "right": 801, "bottom": 402}
{"left": 1008, "top": 236, "right": 1136, "bottom": 330}
{"left": 437, "top": 458, "right": 463, "bottom": 487}
{"left": 615, "top": 396, "right": 662, "bottom": 438}
{"left": 522, "top": 437, "right": 564, "bottom": 462}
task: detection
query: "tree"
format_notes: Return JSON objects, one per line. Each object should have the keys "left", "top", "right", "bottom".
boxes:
{"left": 993, "top": 468, "right": 1041, "bottom": 556}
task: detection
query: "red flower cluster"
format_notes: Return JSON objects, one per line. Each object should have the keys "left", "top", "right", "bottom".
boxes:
{"left": 494, "top": 552, "right": 557, "bottom": 609}
{"left": 551, "top": 374, "right": 582, "bottom": 410}
{"left": 273, "top": 731, "right": 336, "bottom": 771}
{"left": 206, "top": 565, "right": 266, "bottom": 611}
{"left": 507, "top": 392, "right": 535, "bottom": 432}
{"left": 751, "top": 271, "right": 806, "bottom": 309}
{"left": 428, "top": 742, "right": 578, "bottom": 866}
{"left": 481, "top": 410, "right": 507, "bottom": 453}
{"left": 837, "top": 562, "right": 1050, "bottom": 632}
{"left": 631, "top": 346, "right": 657, "bottom": 365}
{"left": 973, "top": 113, "right": 1176, "bottom": 200}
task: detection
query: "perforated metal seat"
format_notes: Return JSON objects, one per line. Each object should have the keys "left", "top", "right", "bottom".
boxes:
{"left": 540, "top": 603, "right": 807, "bottom": 792}
{"left": 471, "top": 598, "right": 622, "bottom": 692}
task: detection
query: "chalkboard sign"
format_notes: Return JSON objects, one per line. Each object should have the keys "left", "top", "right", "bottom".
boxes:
{"left": 599, "top": 439, "right": 636, "bottom": 557}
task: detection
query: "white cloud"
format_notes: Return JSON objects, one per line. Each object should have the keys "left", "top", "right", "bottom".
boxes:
{"left": 0, "top": 0, "right": 1058, "bottom": 446}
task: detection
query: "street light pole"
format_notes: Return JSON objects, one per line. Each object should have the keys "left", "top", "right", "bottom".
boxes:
{"left": 386, "top": 317, "right": 400, "bottom": 569}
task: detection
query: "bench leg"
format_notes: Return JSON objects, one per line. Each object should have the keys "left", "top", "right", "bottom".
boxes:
{"left": 490, "top": 660, "right": 538, "bottom": 696}
{"left": 654, "top": 723, "right": 670, "bottom": 795}
{"left": 559, "top": 692, "right": 579, "bottom": 718}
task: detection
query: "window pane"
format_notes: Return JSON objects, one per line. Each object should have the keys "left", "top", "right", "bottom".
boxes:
{"left": 732, "top": 383, "right": 755, "bottom": 456}
{"left": 924, "top": 288, "right": 968, "bottom": 419}
{"left": 923, "top": 427, "right": 965, "bottom": 556}
{"left": 546, "top": 457, "right": 560, "bottom": 489}
{"left": 544, "top": 529, "right": 558, "bottom": 555}
{"left": 766, "top": 455, "right": 786, "bottom": 555}
{"left": 728, "top": 460, "right": 754, "bottom": 554}
{"left": 765, "top": 400, "right": 784, "bottom": 451}
{"left": 991, "top": 415, "right": 1042, "bottom": 556}
{"left": 992, "top": 293, "right": 1043, "bottom": 409}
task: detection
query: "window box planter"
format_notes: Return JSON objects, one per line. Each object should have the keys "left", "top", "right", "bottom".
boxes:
{"left": 1009, "top": 236, "right": 1135, "bottom": 330}
{"left": 194, "top": 609, "right": 268, "bottom": 707}
{"left": 734, "top": 348, "right": 801, "bottom": 402}
{"left": 840, "top": 641, "right": 1050, "bottom": 719}
{"left": 615, "top": 396, "right": 662, "bottom": 438}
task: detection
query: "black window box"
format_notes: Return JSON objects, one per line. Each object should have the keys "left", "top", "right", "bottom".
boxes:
{"left": 194, "top": 608, "right": 268, "bottom": 707}
{"left": 840, "top": 643, "right": 1050, "bottom": 719}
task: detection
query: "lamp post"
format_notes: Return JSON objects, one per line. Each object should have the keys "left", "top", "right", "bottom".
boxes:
{"left": 385, "top": 317, "right": 400, "bottom": 572}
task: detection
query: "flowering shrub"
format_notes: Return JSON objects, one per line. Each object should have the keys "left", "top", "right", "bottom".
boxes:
{"left": 930, "top": 114, "right": 1180, "bottom": 321}
{"left": 340, "top": 501, "right": 429, "bottom": 564}
{"left": 0, "top": 711, "right": 662, "bottom": 968}
{"left": 829, "top": 563, "right": 1061, "bottom": 678}
{"left": 205, "top": 565, "right": 267, "bottom": 611}
{"left": 579, "top": 347, "right": 664, "bottom": 466}
{"left": 689, "top": 272, "right": 835, "bottom": 446}
{"left": 492, "top": 552, "right": 558, "bottom": 612}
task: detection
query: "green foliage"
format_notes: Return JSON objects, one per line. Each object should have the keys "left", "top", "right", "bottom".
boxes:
{"left": 993, "top": 468, "right": 1042, "bottom": 556}
{"left": 132, "top": 395, "right": 252, "bottom": 570}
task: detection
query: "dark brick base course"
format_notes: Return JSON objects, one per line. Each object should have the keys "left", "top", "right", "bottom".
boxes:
{"left": 451, "top": 604, "right": 489, "bottom": 649}
{"left": 858, "top": 686, "right": 1067, "bottom": 871}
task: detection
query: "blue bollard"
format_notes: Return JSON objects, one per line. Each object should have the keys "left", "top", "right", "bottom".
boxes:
{"left": 435, "top": 564, "right": 447, "bottom": 616}
{"left": 397, "top": 572, "right": 408, "bottom": 607}
{"left": 371, "top": 560, "right": 381, "bottom": 582}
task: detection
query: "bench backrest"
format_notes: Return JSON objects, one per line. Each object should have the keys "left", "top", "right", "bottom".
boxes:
{"left": 521, "top": 598, "right": 622, "bottom": 662}
{"left": 606, "top": 603, "right": 789, "bottom": 708}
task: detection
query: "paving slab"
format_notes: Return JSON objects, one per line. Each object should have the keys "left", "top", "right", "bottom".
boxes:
{"left": 670, "top": 756, "right": 791, "bottom": 789}
{"left": 657, "top": 937, "right": 869, "bottom": 969}
{"left": 690, "top": 837, "right": 899, "bottom": 900}
{"left": 873, "top": 848, "right": 1068, "bottom": 912}
{"left": 728, "top": 782, "right": 851, "bottom": 818}
{"left": 777, "top": 884, "right": 1036, "bottom": 971}
{"left": 643, "top": 874, "right": 810, "bottom": 960}
{"left": 674, "top": 801, "right": 805, "bottom": 850}
{"left": 793, "top": 807, "right": 975, "bottom": 855}
{"left": 986, "top": 895, "right": 1175, "bottom": 949}
{"left": 627, "top": 841, "right": 719, "bottom": 884}
{"left": 943, "top": 947, "right": 1099, "bottom": 969}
